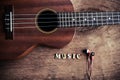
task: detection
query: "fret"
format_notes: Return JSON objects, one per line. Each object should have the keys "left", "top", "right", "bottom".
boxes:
{"left": 85, "top": 13, "right": 89, "bottom": 26}
{"left": 105, "top": 12, "right": 108, "bottom": 25}
{"left": 117, "top": 12, "right": 120, "bottom": 24}
{"left": 83, "top": 13, "right": 85, "bottom": 26}
{"left": 87, "top": 13, "right": 92, "bottom": 26}
{"left": 100, "top": 12, "right": 103, "bottom": 26}
{"left": 62, "top": 12, "right": 65, "bottom": 27}
{"left": 79, "top": 13, "right": 81, "bottom": 26}
{"left": 67, "top": 12, "right": 70, "bottom": 27}
{"left": 64, "top": 13, "right": 66, "bottom": 27}
{"left": 102, "top": 12, "right": 107, "bottom": 25}
{"left": 86, "top": 12, "right": 89, "bottom": 26}
{"left": 79, "top": 13, "right": 83, "bottom": 27}
{"left": 92, "top": 13, "right": 97, "bottom": 26}
{"left": 96, "top": 12, "right": 99, "bottom": 26}
{"left": 64, "top": 12, "right": 66, "bottom": 27}
{"left": 111, "top": 12, "right": 114, "bottom": 25}
{"left": 91, "top": 13, "right": 95, "bottom": 26}
{"left": 58, "top": 13, "right": 61, "bottom": 27}
{"left": 109, "top": 12, "right": 113, "bottom": 25}
{"left": 71, "top": 12, "right": 74, "bottom": 27}
{"left": 76, "top": 13, "right": 79, "bottom": 26}
{"left": 58, "top": 12, "right": 120, "bottom": 28}
{"left": 64, "top": 12, "right": 67, "bottom": 27}
{"left": 77, "top": 13, "right": 80, "bottom": 26}
{"left": 66, "top": 12, "right": 69, "bottom": 27}
{"left": 106, "top": 12, "right": 114, "bottom": 25}
{"left": 60, "top": 12, "right": 62, "bottom": 27}
{"left": 98, "top": 12, "right": 103, "bottom": 26}
{"left": 84, "top": 13, "right": 86, "bottom": 26}
{"left": 89, "top": 12, "right": 93, "bottom": 26}
{"left": 105, "top": 13, "right": 110, "bottom": 25}
{"left": 113, "top": 12, "right": 119, "bottom": 24}
{"left": 74, "top": 12, "right": 77, "bottom": 26}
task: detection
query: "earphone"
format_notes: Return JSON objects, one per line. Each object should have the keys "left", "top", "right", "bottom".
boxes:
{"left": 83, "top": 49, "right": 95, "bottom": 80}
{"left": 83, "top": 49, "right": 95, "bottom": 60}
{"left": 87, "top": 49, "right": 95, "bottom": 60}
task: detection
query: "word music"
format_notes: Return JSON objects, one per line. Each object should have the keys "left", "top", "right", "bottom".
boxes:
{"left": 54, "top": 53, "right": 81, "bottom": 59}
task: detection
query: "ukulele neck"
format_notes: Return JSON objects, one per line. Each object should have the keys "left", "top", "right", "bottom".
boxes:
{"left": 57, "top": 12, "right": 120, "bottom": 27}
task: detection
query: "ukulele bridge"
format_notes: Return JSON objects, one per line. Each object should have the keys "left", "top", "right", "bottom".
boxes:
{"left": 4, "top": 5, "right": 13, "bottom": 40}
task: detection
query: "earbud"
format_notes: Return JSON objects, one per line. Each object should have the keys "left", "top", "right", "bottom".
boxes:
{"left": 82, "top": 49, "right": 95, "bottom": 58}
{"left": 90, "top": 52, "right": 95, "bottom": 56}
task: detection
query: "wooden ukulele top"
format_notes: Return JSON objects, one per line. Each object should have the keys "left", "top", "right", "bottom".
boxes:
{"left": 0, "top": 0, "right": 75, "bottom": 60}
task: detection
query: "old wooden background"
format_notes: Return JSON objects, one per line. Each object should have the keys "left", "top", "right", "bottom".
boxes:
{"left": 0, "top": 0, "right": 120, "bottom": 80}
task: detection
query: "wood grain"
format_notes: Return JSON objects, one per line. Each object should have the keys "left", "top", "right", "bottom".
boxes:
{"left": 0, "top": 0, "right": 120, "bottom": 80}
{"left": 0, "top": 0, "right": 74, "bottom": 59}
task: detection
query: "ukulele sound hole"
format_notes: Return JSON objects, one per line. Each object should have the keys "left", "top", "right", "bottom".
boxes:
{"left": 36, "top": 9, "right": 58, "bottom": 33}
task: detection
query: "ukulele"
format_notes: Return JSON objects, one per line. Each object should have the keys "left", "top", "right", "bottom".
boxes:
{"left": 0, "top": 0, "right": 119, "bottom": 60}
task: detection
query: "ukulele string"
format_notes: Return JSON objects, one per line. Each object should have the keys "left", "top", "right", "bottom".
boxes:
{"left": 6, "top": 13, "right": 120, "bottom": 29}
{"left": 13, "top": 26, "right": 36, "bottom": 29}
{"left": 13, "top": 12, "right": 120, "bottom": 15}
{"left": 11, "top": 17, "right": 120, "bottom": 20}
{"left": 5, "top": 12, "right": 120, "bottom": 19}
{"left": 12, "top": 18, "right": 120, "bottom": 25}
{"left": 12, "top": 19, "right": 119, "bottom": 28}
{"left": 11, "top": 14, "right": 120, "bottom": 24}
{"left": 12, "top": 16, "right": 120, "bottom": 24}
{"left": 12, "top": 14, "right": 120, "bottom": 19}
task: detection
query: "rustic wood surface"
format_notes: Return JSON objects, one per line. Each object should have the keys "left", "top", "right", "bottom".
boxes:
{"left": 0, "top": 0, "right": 120, "bottom": 80}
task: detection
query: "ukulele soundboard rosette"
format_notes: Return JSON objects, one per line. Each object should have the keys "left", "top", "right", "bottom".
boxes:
{"left": 36, "top": 8, "right": 58, "bottom": 34}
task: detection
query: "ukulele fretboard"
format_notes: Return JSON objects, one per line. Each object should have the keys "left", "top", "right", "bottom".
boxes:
{"left": 58, "top": 12, "right": 120, "bottom": 27}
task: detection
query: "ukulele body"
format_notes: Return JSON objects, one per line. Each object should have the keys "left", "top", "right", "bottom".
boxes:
{"left": 0, "top": 0, "right": 75, "bottom": 60}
